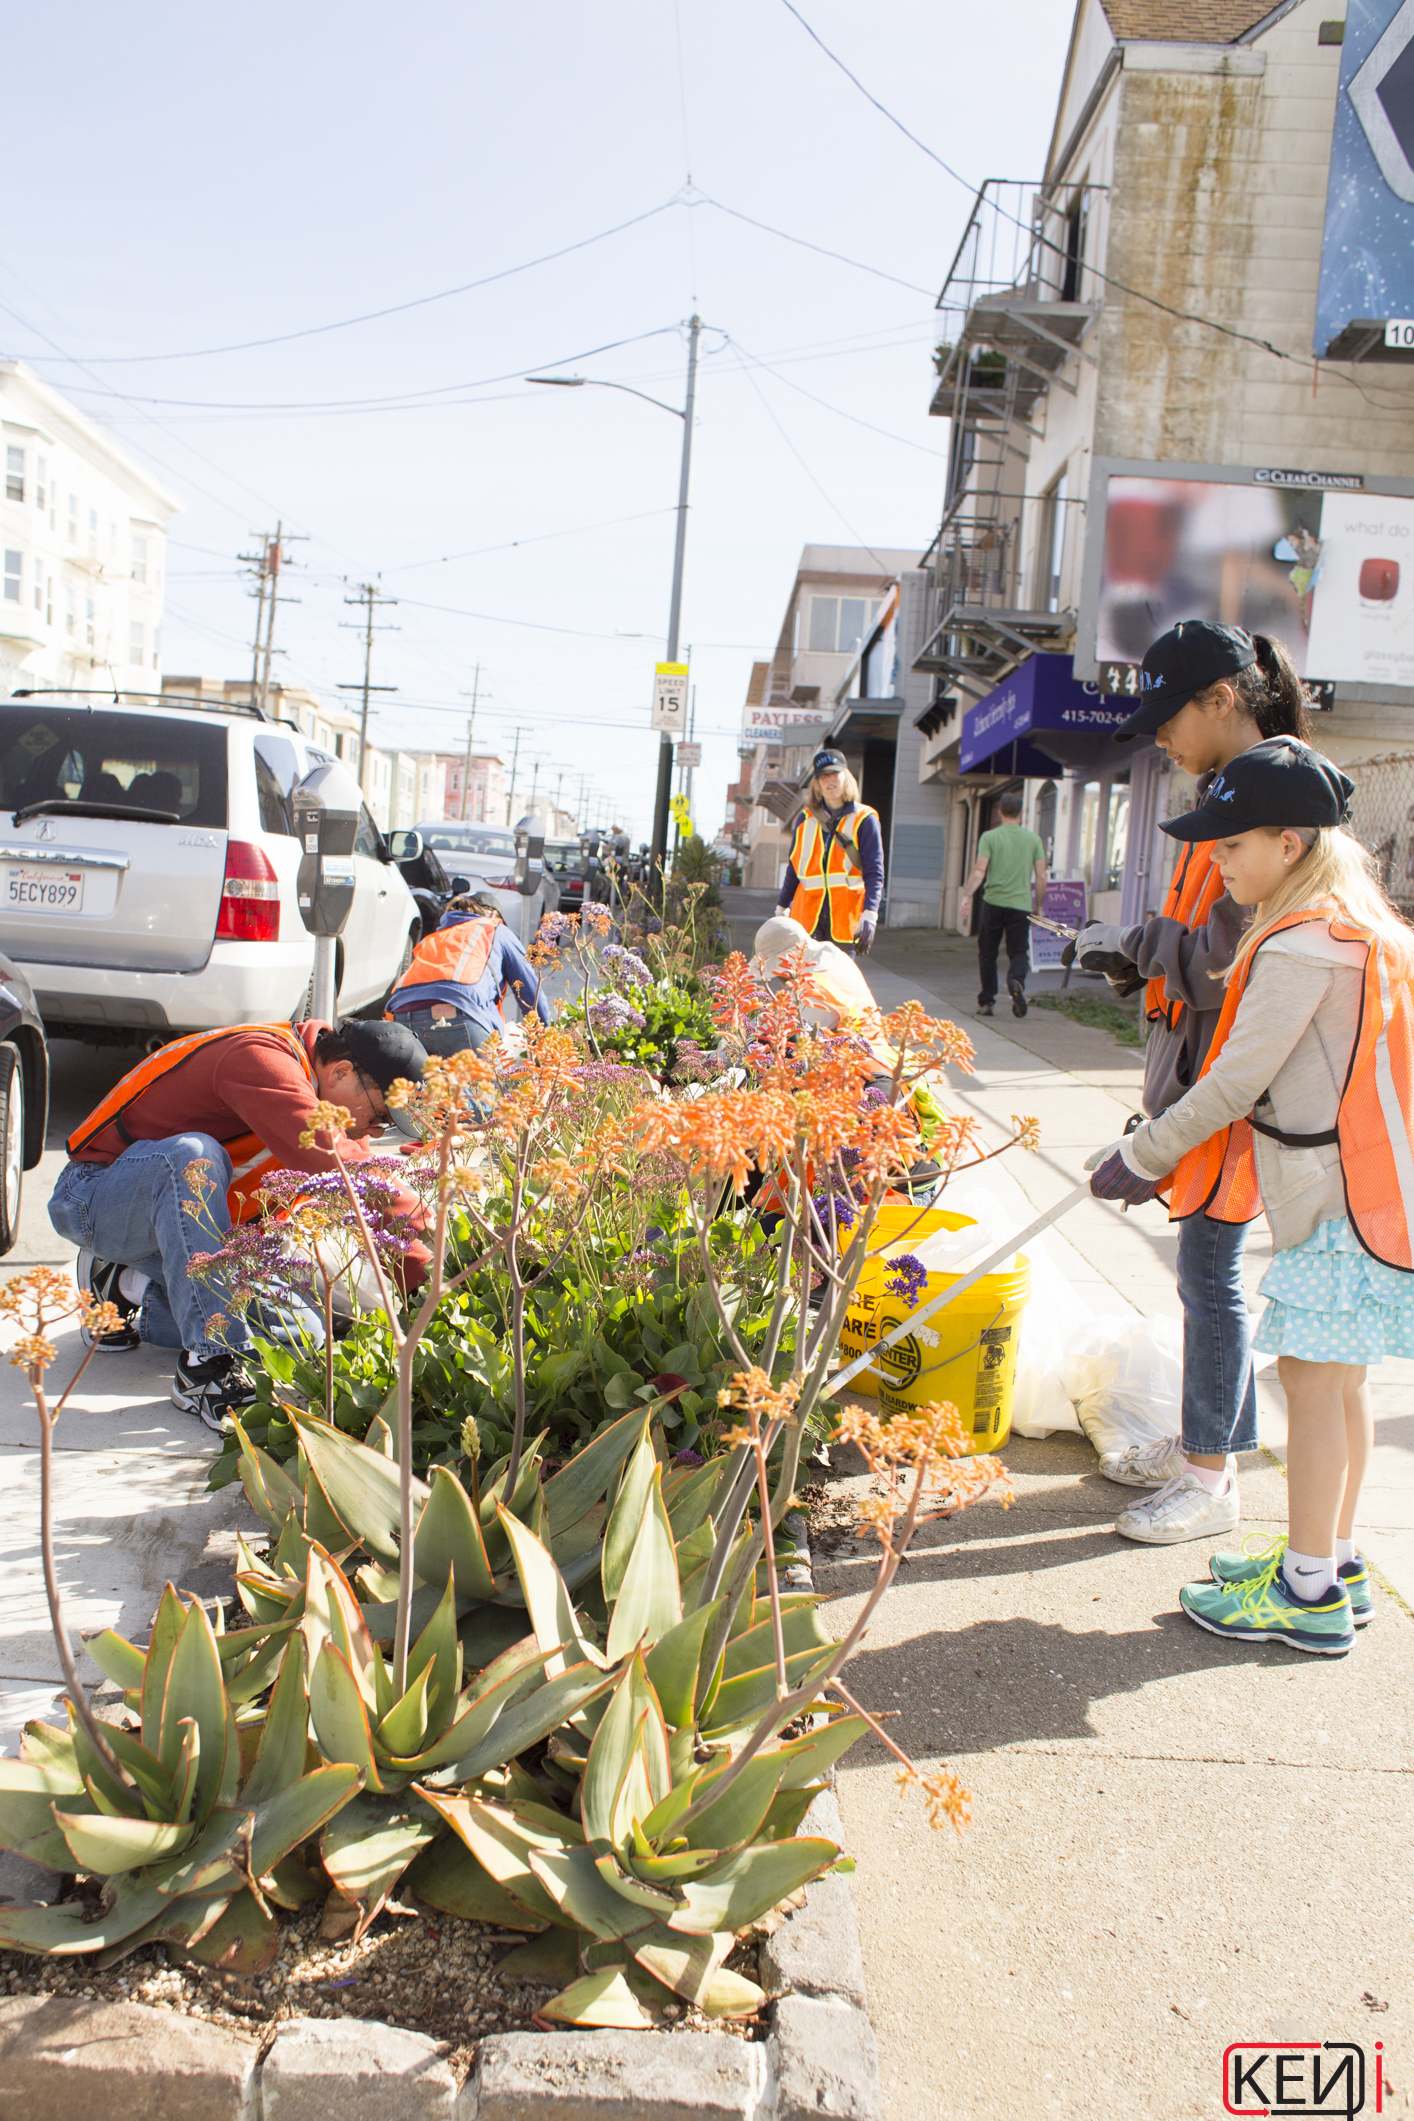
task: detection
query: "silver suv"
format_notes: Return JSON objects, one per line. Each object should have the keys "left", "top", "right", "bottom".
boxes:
{"left": 0, "top": 690, "right": 420, "bottom": 1044}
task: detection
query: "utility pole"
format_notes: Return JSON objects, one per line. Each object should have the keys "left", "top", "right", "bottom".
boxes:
{"left": 527, "top": 756, "right": 548, "bottom": 820}
{"left": 504, "top": 726, "right": 531, "bottom": 825}
{"left": 239, "top": 526, "right": 305, "bottom": 717}
{"left": 338, "top": 583, "right": 399, "bottom": 799}
{"left": 651, "top": 314, "right": 701, "bottom": 880}
{"left": 552, "top": 770, "right": 565, "bottom": 835}
{"left": 459, "top": 664, "right": 482, "bottom": 822}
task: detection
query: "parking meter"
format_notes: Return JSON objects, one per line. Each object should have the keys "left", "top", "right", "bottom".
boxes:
{"left": 293, "top": 762, "right": 359, "bottom": 1021}
{"left": 512, "top": 811, "right": 546, "bottom": 943}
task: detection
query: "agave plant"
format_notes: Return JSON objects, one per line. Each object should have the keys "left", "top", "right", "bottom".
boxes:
{"left": 0, "top": 1588, "right": 361, "bottom": 1972}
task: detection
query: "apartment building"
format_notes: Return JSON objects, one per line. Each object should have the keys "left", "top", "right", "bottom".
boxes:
{"left": 1, "top": 362, "right": 179, "bottom": 698}
{"left": 914, "top": 0, "right": 1414, "bottom": 928}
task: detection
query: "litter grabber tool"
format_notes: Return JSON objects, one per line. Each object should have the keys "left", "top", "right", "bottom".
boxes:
{"left": 825, "top": 1180, "right": 1092, "bottom": 1401}
{"left": 1029, "top": 913, "right": 1081, "bottom": 941}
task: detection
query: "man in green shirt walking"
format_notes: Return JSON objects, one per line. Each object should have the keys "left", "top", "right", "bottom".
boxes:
{"left": 960, "top": 789, "right": 1047, "bottom": 1018}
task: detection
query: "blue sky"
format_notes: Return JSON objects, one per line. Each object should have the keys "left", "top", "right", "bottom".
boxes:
{"left": 1, "top": 0, "right": 1071, "bottom": 839}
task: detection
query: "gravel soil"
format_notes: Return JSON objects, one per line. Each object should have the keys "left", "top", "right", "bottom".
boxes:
{"left": 0, "top": 1900, "right": 765, "bottom": 2082}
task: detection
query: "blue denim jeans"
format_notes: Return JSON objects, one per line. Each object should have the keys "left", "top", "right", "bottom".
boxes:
{"left": 1175, "top": 1211, "right": 1257, "bottom": 1456}
{"left": 49, "top": 1135, "right": 320, "bottom": 1362}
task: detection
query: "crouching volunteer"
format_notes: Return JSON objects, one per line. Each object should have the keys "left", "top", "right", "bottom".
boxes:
{"left": 1087, "top": 739, "right": 1414, "bottom": 1655}
{"left": 1066, "top": 621, "right": 1313, "bottom": 1546}
{"left": 776, "top": 749, "right": 884, "bottom": 956}
{"left": 49, "top": 1017, "right": 431, "bottom": 1433}
{"left": 386, "top": 892, "right": 549, "bottom": 1057}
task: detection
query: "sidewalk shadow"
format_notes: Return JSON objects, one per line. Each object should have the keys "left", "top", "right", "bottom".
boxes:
{"left": 833, "top": 1607, "right": 1278, "bottom": 1762}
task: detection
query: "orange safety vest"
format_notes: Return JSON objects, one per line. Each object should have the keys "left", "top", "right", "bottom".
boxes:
{"left": 1145, "top": 837, "right": 1228, "bottom": 1033}
{"left": 67, "top": 1023, "right": 315, "bottom": 1226}
{"left": 787, "top": 804, "right": 879, "bottom": 943}
{"left": 388, "top": 916, "right": 498, "bottom": 1009}
{"left": 1167, "top": 905, "right": 1414, "bottom": 1268}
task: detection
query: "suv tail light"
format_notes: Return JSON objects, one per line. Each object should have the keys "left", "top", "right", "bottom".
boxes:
{"left": 215, "top": 839, "right": 281, "bottom": 942}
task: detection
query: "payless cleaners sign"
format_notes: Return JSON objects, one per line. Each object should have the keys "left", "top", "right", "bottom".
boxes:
{"left": 1223, "top": 2038, "right": 1387, "bottom": 2115}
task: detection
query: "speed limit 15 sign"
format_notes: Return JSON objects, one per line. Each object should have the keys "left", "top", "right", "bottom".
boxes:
{"left": 652, "top": 662, "right": 689, "bottom": 732}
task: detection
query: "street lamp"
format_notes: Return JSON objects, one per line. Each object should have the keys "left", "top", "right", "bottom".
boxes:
{"left": 528, "top": 312, "right": 701, "bottom": 882}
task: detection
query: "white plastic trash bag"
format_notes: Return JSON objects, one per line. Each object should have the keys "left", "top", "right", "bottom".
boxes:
{"left": 1058, "top": 1313, "right": 1183, "bottom": 1460}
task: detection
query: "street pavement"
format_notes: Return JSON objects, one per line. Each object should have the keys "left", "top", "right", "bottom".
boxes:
{"left": 720, "top": 896, "right": 1414, "bottom": 2120}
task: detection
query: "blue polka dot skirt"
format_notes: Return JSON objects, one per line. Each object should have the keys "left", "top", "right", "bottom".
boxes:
{"left": 1254, "top": 1215, "right": 1414, "bottom": 1364}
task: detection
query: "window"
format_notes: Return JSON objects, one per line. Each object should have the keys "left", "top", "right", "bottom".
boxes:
{"left": 68, "top": 494, "right": 78, "bottom": 543}
{"left": 353, "top": 806, "right": 385, "bottom": 859}
{"left": 33, "top": 557, "right": 43, "bottom": 613}
{"left": 0, "top": 706, "right": 228, "bottom": 827}
{"left": 129, "top": 620, "right": 144, "bottom": 665}
{"left": 64, "top": 584, "right": 75, "bottom": 635}
{"left": 1033, "top": 472, "right": 1068, "bottom": 614}
{"left": 1061, "top": 193, "right": 1088, "bottom": 304}
{"left": 35, "top": 456, "right": 46, "bottom": 511}
{"left": 86, "top": 596, "right": 96, "bottom": 647}
{"left": 5, "top": 447, "right": 23, "bottom": 504}
{"left": 3, "top": 550, "right": 20, "bottom": 602}
{"left": 45, "top": 575, "right": 53, "bottom": 626}
{"left": 152, "top": 625, "right": 160, "bottom": 670}
{"left": 88, "top": 508, "right": 98, "bottom": 559}
{"left": 807, "top": 595, "right": 878, "bottom": 654}
{"left": 253, "top": 736, "right": 296, "bottom": 836}
{"left": 131, "top": 534, "right": 147, "bottom": 584}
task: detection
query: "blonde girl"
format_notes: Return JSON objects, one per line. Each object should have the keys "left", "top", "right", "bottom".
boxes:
{"left": 1087, "top": 739, "right": 1414, "bottom": 1654}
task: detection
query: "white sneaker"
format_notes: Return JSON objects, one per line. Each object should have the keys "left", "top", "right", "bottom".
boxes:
{"left": 1100, "top": 1436, "right": 1187, "bottom": 1489}
{"left": 1115, "top": 1471, "right": 1240, "bottom": 1546}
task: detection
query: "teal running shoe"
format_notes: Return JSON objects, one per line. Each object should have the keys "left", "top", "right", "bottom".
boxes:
{"left": 1180, "top": 1556, "right": 1354, "bottom": 1655}
{"left": 1208, "top": 1537, "right": 1374, "bottom": 1627}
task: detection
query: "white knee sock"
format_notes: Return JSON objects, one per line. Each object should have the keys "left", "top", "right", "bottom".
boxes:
{"left": 1283, "top": 1548, "right": 1337, "bottom": 1599}
{"left": 118, "top": 1267, "right": 150, "bottom": 1304}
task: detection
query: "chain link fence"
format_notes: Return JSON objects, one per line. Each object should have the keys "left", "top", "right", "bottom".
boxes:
{"left": 1344, "top": 753, "right": 1414, "bottom": 919}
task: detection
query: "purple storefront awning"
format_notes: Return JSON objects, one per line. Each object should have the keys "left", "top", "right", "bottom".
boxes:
{"left": 960, "top": 654, "right": 1131, "bottom": 774}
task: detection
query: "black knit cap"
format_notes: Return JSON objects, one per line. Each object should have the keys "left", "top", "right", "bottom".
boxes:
{"left": 337, "top": 1016, "right": 427, "bottom": 1092}
{"left": 1159, "top": 738, "right": 1354, "bottom": 843}
{"left": 1112, "top": 620, "right": 1258, "bottom": 740}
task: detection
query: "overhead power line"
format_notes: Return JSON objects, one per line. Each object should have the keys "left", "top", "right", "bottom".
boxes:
{"left": 20, "top": 200, "right": 685, "bottom": 366}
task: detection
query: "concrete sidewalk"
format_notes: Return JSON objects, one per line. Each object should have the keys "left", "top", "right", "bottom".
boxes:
{"left": 795, "top": 915, "right": 1414, "bottom": 2120}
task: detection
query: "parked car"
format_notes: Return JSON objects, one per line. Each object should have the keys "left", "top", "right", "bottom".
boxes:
{"left": 415, "top": 821, "right": 559, "bottom": 935}
{"left": 0, "top": 947, "right": 49, "bottom": 1253}
{"left": 0, "top": 690, "right": 421, "bottom": 1044}
{"left": 385, "top": 829, "right": 472, "bottom": 936}
{"left": 543, "top": 836, "right": 589, "bottom": 910}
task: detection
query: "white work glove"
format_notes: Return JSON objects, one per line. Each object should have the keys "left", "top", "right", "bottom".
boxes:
{"left": 854, "top": 913, "right": 877, "bottom": 956}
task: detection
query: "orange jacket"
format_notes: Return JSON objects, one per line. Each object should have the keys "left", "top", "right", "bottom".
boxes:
{"left": 1145, "top": 838, "right": 1227, "bottom": 1034}
{"left": 67, "top": 1023, "right": 317, "bottom": 1225}
{"left": 1167, "top": 905, "right": 1414, "bottom": 1267}
{"left": 389, "top": 916, "right": 497, "bottom": 1004}
{"left": 786, "top": 804, "right": 881, "bottom": 942}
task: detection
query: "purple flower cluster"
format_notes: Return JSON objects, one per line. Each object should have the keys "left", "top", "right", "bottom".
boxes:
{"left": 885, "top": 1253, "right": 929, "bottom": 1308}
{"left": 672, "top": 1447, "right": 705, "bottom": 1466}
{"left": 588, "top": 995, "right": 646, "bottom": 1036}
{"left": 603, "top": 943, "right": 652, "bottom": 988}
{"left": 811, "top": 1191, "right": 858, "bottom": 1232}
{"left": 670, "top": 1040, "right": 719, "bottom": 1083}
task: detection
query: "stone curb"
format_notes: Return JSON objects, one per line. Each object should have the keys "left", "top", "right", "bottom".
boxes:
{"left": 1, "top": 1515, "right": 882, "bottom": 2119}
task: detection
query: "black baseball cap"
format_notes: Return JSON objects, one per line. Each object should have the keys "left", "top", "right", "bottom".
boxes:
{"left": 812, "top": 748, "right": 847, "bottom": 775}
{"left": 1159, "top": 737, "right": 1354, "bottom": 843}
{"left": 1112, "top": 620, "right": 1258, "bottom": 741}
{"left": 338, "top": 1016, "right": 428, "bottom": 1094}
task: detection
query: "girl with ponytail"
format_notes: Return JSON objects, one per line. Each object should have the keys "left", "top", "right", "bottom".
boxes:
{"left": 1067, "top": 621, "right": 1320, "bottom": 1550}
{"left": 1087, "top": 740, "right": 1414, "bottom": 1654}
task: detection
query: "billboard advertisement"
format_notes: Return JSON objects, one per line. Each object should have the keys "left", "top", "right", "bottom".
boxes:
{"left": 1083, "top": 464, "right": 1414, "bottom": 694}
{"left": 1315, "top": 0, "right": 1414, "bottom": 358}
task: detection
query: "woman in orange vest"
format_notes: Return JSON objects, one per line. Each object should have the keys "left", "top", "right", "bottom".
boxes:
{"left": 1065, "top": 621, "right": 1313, "bottom": 1549}
{"left": 1088, "top": 740, "right": 1414, "bottom": 1655}
{"left": 776, "top": 749, "right": 885, "bottom": 955}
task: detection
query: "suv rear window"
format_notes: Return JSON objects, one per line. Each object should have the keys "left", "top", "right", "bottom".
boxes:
{"left": 0, "top": 707, "right": 228, "bottom": 826}
{"left": 425, "top": 826, "right": 515, "bottom": 858}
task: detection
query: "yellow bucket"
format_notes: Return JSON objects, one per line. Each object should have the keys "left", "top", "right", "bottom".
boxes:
{"left": 837, "top": 1204, "right": 1029, "bottom": 1454}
